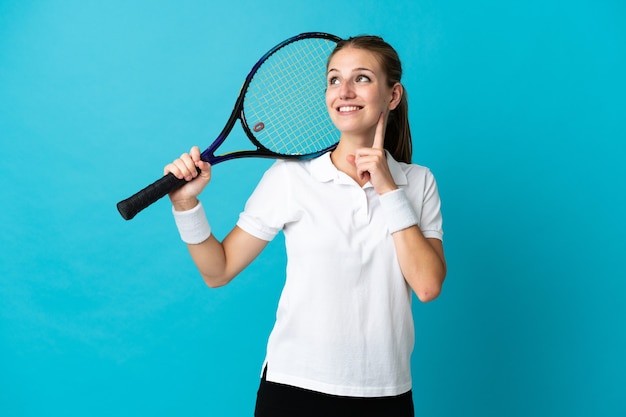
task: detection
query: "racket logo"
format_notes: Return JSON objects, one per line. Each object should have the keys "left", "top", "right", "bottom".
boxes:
{"left": 253, "top": 122, "right": 265, "bottom": 132}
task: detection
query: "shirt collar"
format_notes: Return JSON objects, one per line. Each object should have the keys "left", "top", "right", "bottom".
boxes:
{"left": 310, "top": 150, "right": 408, "bottom": 186}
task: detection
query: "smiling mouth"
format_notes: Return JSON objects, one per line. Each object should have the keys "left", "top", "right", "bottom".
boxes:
{"left": 337, "top": 105, "right": 362, "bottom": 113}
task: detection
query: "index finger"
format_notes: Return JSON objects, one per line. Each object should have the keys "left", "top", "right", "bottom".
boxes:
{"left": 190, "top": 145, "right": 201, "bottom": 162}
{"left": 372, "top": 112, "right": 386, "bottom": 149}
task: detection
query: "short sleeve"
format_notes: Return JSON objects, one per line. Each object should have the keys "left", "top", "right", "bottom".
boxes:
{"left": 418, "top": 169, "right": 443, "bottom": 240}
{"left": 236, "top": 161, "right": 291, "bottom": 241}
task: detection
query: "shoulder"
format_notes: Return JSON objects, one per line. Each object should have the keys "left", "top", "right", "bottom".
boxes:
{"left": 404, "top": 163, "right": 437, "bottom": 185}
{"left": 262, "top": 159, "right": 302, "bottom": 176}
{"left": 264, "top": 158, "right": 313, "bottom": 176}
{"left": 400, "top": 161, "right": 433, "bottom": 176}
{"left": 392, "top": 160, "right": 441, "bottom": 203}
{"left": 256, "top": 159, "right": 313, "bottom": 188}
{"left": 387, "top": 153, "right": 437, "bottom": 187}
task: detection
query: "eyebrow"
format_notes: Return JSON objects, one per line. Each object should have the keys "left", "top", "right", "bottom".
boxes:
{"left": 327, "top": 67, "right": 375, "bottom": 74}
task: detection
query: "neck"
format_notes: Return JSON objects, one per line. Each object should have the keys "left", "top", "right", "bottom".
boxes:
{"left": 330, "top": 137, "right": 375, "bottom": 187}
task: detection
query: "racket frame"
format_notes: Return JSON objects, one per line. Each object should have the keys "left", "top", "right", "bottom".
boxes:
{"left": 116, "top": 32, "right": 342, "bottom": 220}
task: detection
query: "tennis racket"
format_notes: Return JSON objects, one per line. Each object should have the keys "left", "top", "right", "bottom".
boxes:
{"left": 117, "top": 32, "right": 342, "bottom": 220}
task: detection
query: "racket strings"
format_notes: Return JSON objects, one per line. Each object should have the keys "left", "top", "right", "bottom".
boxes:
{"left": 244, "top": 38, "right": 339, "bottom": 155}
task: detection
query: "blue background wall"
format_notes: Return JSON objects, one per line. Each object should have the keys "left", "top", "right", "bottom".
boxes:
{"left": 1, "top": 1, "right": 624, "bottom": 416}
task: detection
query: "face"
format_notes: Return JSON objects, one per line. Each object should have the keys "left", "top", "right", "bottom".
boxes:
{"left": 325, "top": 46, "right": 401, "bottom": 138}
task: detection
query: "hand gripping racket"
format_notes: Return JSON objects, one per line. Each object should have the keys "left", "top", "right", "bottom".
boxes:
{"left": 117, "top": 32, "right": 342, "bottom": 220}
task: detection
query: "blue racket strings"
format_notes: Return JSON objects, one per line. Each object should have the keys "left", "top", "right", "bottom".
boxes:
{"left": 243, "top": 37, "right": 340, "bottom": 156}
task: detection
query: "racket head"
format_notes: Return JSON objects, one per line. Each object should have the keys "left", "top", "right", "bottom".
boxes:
{"left": 202, "top": 32, "right": 342, "bottom": 164}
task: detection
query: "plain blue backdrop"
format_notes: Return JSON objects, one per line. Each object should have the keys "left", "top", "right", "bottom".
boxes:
{"left": 1, "top": 1, "right": 624, "bottom": 416}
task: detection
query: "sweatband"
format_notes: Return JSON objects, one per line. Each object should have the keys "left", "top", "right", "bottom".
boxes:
{"left": 172, "top": 202, "right": 212, "bottom": 244}
{"left": 379, "top": 188, "right": 419, "bottom": 234}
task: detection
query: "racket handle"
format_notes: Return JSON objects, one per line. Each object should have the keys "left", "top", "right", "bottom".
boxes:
{"left": 116, "top": 170, "right": 197, "bottom": 220}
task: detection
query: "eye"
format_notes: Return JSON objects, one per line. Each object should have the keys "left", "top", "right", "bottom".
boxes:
{"left": 356, "top": 74, "right": 371, "bottom": 83}
{"left": 328, "top": 77, "right": 340, "bottom": 86}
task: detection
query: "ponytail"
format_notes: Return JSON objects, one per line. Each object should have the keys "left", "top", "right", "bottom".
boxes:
{"left": 385, "top": 91, "right": 412, "bottom": 163}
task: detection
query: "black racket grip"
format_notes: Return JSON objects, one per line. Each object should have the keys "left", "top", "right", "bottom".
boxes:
{"left": 116, "top": 168, "right": 200, "bottom": 220}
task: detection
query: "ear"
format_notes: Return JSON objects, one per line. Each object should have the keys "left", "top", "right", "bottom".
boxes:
{"left": 388, "top": 82, "right": 403, "bottom": 111}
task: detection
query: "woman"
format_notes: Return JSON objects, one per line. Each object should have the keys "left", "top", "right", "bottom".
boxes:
{"left": 165, "top": 36, "right": 446, "bottom": 417}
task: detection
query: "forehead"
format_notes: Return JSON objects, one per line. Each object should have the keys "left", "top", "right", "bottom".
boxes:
{"left": 328, "top": 46, "right": 382, "bottom": 72}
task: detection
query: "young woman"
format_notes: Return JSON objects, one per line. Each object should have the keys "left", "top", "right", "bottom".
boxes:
{"left": 165, "top": 36, "right": 446, "bottom": 417}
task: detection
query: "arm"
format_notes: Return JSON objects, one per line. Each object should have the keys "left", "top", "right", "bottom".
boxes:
{"left": 391, "top": 229, "right": 446, "bottom": 302}
{"left": 353, "top": 114, "right": 446, "bottom": 302}
{"left": 186, "top": 226, "right": 268, "bottom": 288}
{"left": 165, "top": 146, "right": 268, "bottom": 287}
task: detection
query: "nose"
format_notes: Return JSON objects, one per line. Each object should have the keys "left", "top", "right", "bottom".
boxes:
{"left": 339, "top": 81, "right": 356, "bottom": 100}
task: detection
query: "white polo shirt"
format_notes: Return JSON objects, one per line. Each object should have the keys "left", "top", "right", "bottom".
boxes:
{"left": 236, "top": 151, "right": 443, "bottom": 397}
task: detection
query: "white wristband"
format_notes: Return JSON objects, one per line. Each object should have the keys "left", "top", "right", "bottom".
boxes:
{"left": 379, "top": 189, "right": 419, "bottom": 234}
{"left": 172, "top": 202, "right": 212, "bottom": 244}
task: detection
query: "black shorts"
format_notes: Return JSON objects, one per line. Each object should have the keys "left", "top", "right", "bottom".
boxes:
{"left": 254, "top": 369, "right": 414, "bottom": 417}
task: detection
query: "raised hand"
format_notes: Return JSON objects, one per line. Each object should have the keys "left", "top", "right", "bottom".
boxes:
{"left": 351, "top": 113, "right": 398, "bottom": 195}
